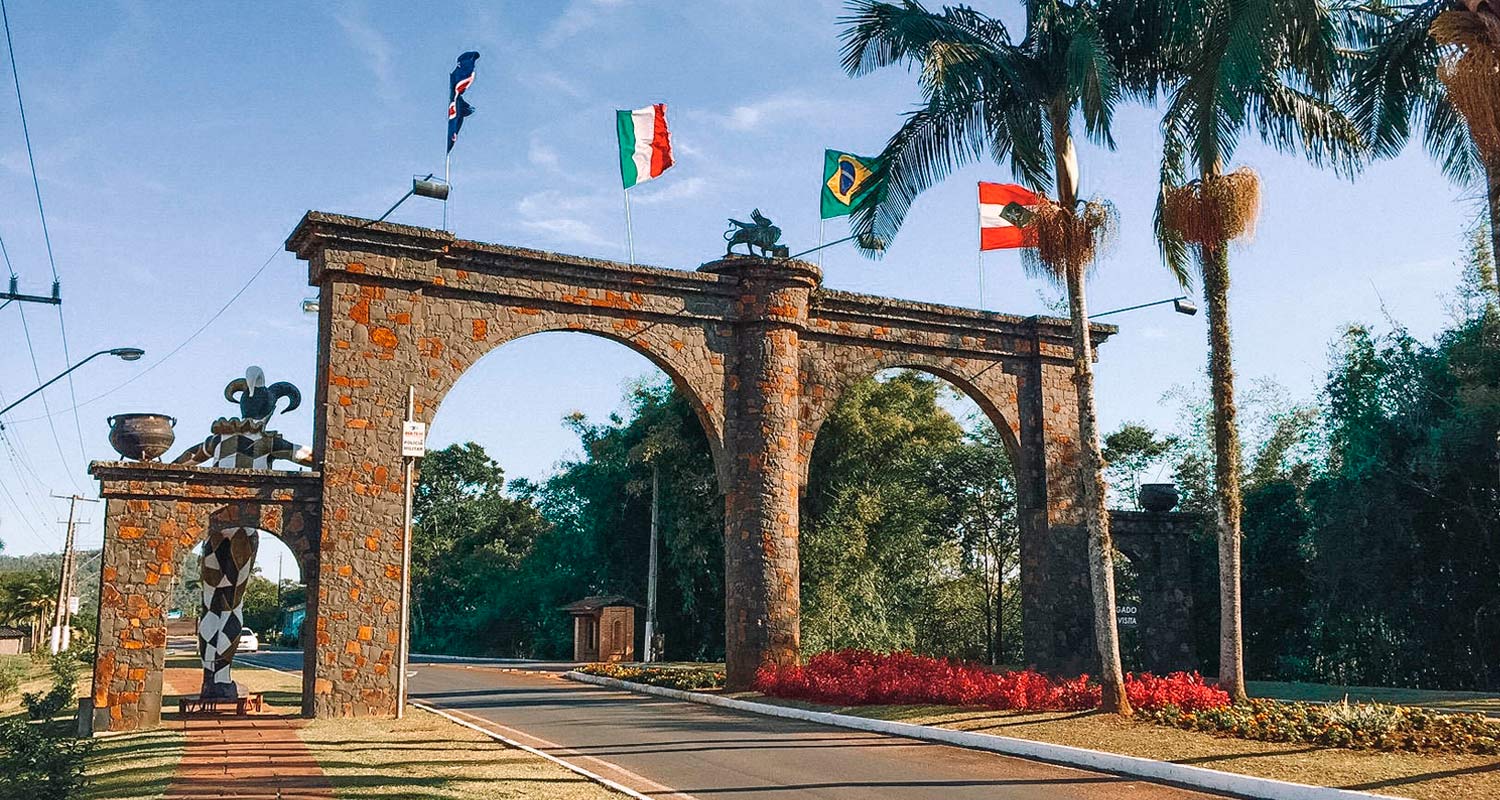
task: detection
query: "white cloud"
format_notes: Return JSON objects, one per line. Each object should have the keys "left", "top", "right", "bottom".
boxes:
{"left": 516, "top": 190, "right": 616, "bottom": 250}
{"left": 528, "top": 138, "right": 561, "bottom": 170}
{"left": 334, "top": 5, "right": 399, "bottom": 103}
{"left": 714, "top": 93, "right": 819, "bottom": 132}
{"left": 520, "top": 218, "right": 617, "bottom": 250}
{"left": 543, "top": 0, "right": 629, "bottom": 48}
{"left": 629, "top": 176, "right": 708, "bottom": 205}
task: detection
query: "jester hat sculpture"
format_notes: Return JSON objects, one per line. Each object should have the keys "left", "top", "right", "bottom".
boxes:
{"left": 172, "top": 367, "right": 312, "bottom": 698}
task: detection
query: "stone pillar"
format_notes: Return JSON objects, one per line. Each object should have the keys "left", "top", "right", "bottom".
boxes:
{"left": 91, "top": 497, "right": 187, "bottom": 732}
{"left": 1017, "top": 319, "right": 1094, "bottom": 674}
{"left": 703, "top": 257, "right": 820, "bottom": 690}
{"left": 294, "top": 223, "right": 448, "bottom": 718}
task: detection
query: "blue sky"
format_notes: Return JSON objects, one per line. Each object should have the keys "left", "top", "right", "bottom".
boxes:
{"left": 0, "top": 1, "right": 1482, "bottom": 572}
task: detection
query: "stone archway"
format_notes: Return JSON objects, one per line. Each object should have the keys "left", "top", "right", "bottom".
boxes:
{"left": 88, "top": 462, "right": 320, "bottom": 731}
{"left": 286, "top": 211, "right": 1119, "bottom": 707}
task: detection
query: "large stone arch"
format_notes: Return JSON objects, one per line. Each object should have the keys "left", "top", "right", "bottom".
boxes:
{"left": 796, "top": 347, "right": 1027, "bottom": 484}
{"left": 282, "top": 211, "right": 1118, "bottom": 710}
{"left": 419, "top": 315, "right": 729, "bottom": 488}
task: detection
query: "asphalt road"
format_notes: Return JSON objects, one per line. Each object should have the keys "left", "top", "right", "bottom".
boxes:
{"left": 242, "top": 651, "right": 1225, "bottom": 800}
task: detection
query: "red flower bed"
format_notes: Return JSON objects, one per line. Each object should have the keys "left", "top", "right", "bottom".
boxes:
{"left": 754, "top": 650, "right": 1229, "bottom": 713}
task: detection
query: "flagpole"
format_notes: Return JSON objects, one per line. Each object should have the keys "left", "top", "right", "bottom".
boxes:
{"left": 817, "top": 219, "right": 825, "bottom": 269}
{"left": 623, "top": 186, "right": 636, "bottom": 265}
{"left": 443, "top": 153, "right": 452, "bottom": 231}
{"left": 976, "top": 189, "right": 984, "bottom": 309}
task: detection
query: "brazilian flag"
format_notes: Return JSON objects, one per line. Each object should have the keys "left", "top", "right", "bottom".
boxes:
{"left": 821, "top": 150, "right": 884, "bottom": 219}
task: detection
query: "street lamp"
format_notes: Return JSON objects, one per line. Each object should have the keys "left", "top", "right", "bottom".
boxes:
{"left": 0, "top": 347, "right": 146, "bottom": 419}
{"left": 1090, "top": 295, "right": 1198, "bottom": 319}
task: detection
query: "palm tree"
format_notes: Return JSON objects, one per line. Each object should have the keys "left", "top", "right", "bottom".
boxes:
{"left": 1344, "top": 0, "right": 1500, "bottom": 272}
{"left": 1142, "top": 0, "right": 1362, "bottom": 703}
{"left": 840, "top": 0, "right": 1134, "bottom": 714}
{"left": 0, "top": 572, "right": 56, "bottom": 653}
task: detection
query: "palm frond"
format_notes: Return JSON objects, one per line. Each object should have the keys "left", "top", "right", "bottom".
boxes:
{"left": 1155, "top": 118, "right": 1194, "bottom": 289}
{"left": 849, "top": 93, "right": 1046, "bottom": 255}
{"left": 1249, "top": 81, "right": 1367, "bottom": 177}
{"left": 1341, "top": 0, "right": 1449, "bottom": 160}
{"left": 839, "top": 1, "right": 1013, "bottom": 78}
{"left": 1064, "top": 12, "right": 1121, "bottom": 146}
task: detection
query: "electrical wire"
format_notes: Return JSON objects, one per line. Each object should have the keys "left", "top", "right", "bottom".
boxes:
{"left": 5, "top": 247, "right": 284, "bottom": 423}
{"left": 1, "top": 0, "right": 90, "bottom": 479}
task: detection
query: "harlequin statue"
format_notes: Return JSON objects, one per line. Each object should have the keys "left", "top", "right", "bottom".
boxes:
{"left": 172, "top": 367, "right": 313, "bottom": 699}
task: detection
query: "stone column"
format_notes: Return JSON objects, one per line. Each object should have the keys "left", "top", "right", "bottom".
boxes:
{"left": 702, "top": 257, "right": 820, "bottom": 690}
{"left": 1017, "top": 318, "right": 1094, "bottom": 674}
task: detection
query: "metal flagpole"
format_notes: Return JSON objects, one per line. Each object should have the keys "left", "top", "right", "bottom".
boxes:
{"left": 817, "top": 219, "right": 825, "bottom": 269}
{"left": 623, "top": 187, "right": 637, "bottom": 265}
{"left": 976, "top": 191, "right": 985, "bottom": 309}
{"left": 442, "top": 154, "right": 451, "bottom": 231}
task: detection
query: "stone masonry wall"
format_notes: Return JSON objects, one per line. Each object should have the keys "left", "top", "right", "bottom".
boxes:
{"left": 285, "top": 212, "right": 1122, "bottom": 710}
{"left": 90, "top": 462, "right": 318, "bottom": 733}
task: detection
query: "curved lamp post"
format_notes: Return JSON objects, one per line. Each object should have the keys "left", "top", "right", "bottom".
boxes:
{"left": 1090, "top": 296, "right": 1198, "bottom": 319}
{"left": 0, "top": 347, "right": 145, "bottom": 419}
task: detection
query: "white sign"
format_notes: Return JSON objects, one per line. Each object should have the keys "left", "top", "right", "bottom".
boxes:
{"left": 401, "top": 421, "right": 427, "bottom": 458}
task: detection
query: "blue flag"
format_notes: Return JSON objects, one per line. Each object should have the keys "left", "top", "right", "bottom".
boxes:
{"left": 448, "top": 51, "right": 479, "bottom": 153}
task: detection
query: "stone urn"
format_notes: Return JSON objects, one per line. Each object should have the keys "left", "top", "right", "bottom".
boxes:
{"left": 107, "top": 414, "right": 176, "bottom": 462}
{"left": 1139, "top": 482, "right": 1180, "bottom": 513}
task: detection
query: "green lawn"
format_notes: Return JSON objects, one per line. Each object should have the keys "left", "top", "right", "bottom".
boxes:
{"left": 1250, "top": 680, "right": 1500, "bottom": 715}
{"left": 81, "top": 728, "right": 184, "bottom": 800}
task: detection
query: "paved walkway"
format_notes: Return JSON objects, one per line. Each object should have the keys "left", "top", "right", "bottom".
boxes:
{"left": 162, "top": 667, "right": 334, "bottom": 799}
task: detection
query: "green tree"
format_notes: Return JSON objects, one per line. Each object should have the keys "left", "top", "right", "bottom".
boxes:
{"left": 801, "top": 373, "right": 1020, "bottom": 663}
{"left": 1103, "top": 422, "right": 1176, "bottom": 508}
{"left": 1144, "top": 0, "right": 1361, "bottom": 702}
{"left": 0, "top": 571, "right": 55, "bottom": 654}
{"left": 410, "top": 443, "right": 551, "bottom": 655}
{"left": 239, "top": 576, "right": 280, "bottom": 635}
{"left": 842, "top": 0, "right": 1134, "bottom": 714}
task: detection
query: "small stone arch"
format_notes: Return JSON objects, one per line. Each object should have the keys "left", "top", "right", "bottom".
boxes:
{"left": 88, "top": 463, "right": 321, "bottom": 731}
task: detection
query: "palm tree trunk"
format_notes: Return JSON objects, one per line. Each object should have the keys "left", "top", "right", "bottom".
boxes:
{"left": 1202, "top": 236, "right": 1248, "bottom": 704}
{"left": 1488, "top": 159, "right": 1500, "bottom": 291}
{"left": 1065, "top": 260, "right": 1132, "bottom": 715}
{"left": 1050, "top": 100, "right": 1130, "bottom": 715}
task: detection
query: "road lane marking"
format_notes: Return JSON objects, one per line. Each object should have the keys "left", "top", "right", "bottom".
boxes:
{"left": 239, "top": 656, "right": 693, "bottom": 799}
{"left": 413, "top": 701, "right": 699, "bottom": 800}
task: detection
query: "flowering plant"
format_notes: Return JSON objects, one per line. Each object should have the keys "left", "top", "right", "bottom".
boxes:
{"left": 752, "top": 649, "right": 1228, "bottom": 713}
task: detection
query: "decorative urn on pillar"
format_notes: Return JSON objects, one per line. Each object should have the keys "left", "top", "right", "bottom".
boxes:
{"left": 106, "top": 414, "right": 176, "bottom": 461}
{"left": 1139, "top": 482, "right": 1180, "bottom": 513}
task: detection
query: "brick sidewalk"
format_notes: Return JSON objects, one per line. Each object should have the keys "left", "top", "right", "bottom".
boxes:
{"left": 163, "top": 668, "right": 334, "bottom": 799}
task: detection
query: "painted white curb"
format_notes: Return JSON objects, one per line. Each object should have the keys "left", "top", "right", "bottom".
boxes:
{"left": 411, "top": 653, "right": 549, "bottom": 665}
{"left": 565, "top": 671, "right": 1388, "bottom": 800}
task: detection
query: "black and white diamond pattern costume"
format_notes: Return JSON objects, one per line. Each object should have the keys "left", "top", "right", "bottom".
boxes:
{"left": 172, "top": 367, "right": 312, "bottom": 699}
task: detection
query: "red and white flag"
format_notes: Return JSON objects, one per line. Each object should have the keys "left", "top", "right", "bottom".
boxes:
{"left": 978, "top": 182, "right": 1042, "bottom": 251}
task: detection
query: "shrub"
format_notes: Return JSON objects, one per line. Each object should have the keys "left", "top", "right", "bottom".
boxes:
{"left": 752, "top": 650, "right": 1228, "bottom": 713}
{"left": 0, "top": 659, "right": 26, "bottom": 703}
{"left": 576, "top": 663, "right": 725, "bottom": 691}
{"left": 1147, "top": 698, "right": 1500, "bottom": 755}
{"left": 0, "top": 652, "right": 94, "bottom": 799}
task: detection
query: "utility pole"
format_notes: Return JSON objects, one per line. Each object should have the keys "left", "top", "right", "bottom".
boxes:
{"left": 644, "top": 462, "right": 660, "bottom": 663}
{"left": 50, "top": 494, "right": 96, "bottom": 653}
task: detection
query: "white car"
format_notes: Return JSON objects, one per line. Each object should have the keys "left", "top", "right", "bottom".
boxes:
{"left": 238, "top": 629, "right": 260, "bottom": 653}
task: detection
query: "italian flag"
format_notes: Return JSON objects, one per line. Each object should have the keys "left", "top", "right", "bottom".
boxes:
{"left": 617, "top": 104, "right": 673, "bottom": 189}
{"left": 979, "top": 182, "right": 1042, "bottom": 250}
